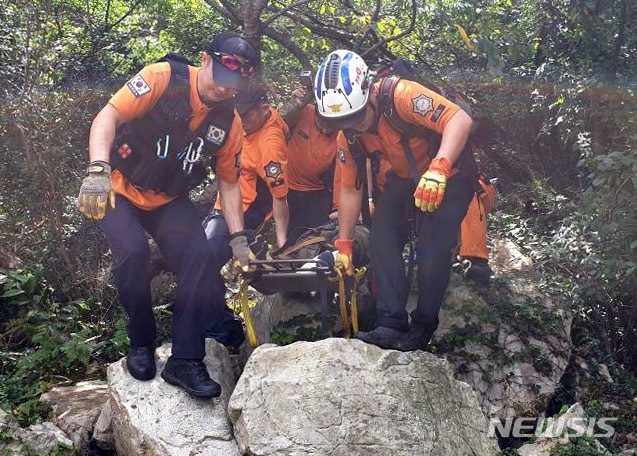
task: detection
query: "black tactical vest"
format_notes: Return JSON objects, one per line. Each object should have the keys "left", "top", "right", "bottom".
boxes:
{"left": 110, "top": 59, "right": 235, "bottom": 196}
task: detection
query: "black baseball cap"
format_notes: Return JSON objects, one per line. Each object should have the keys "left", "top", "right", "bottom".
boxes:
{"left": 207, "top": 32, "right": 260, "bottom": 90}
{"left": 234, "top": 85, "right": 268, "bottom": 115}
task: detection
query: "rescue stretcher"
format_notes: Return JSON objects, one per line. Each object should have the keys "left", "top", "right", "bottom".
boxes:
{"left": 234, "top": 256, "right": 368, "bottom": 348}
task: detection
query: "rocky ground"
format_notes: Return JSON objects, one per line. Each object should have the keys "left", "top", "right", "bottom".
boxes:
{"left": 1, "top": 237, "right": 635, "bottom": 456}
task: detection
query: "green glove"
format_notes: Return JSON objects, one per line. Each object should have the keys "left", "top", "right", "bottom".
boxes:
{"left": 78, "top": 161, "right": 115, "bottom": 220}
{"left": 229, "top": 232, "right": 257, "bottom": 273}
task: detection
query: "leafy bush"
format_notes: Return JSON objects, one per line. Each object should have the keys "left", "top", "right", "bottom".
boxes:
{"left": 0, "top": 268, "right": 123, "bottom": 425}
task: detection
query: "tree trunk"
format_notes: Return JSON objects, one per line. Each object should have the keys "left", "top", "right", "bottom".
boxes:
{"left": 607, "top": 0, "right": 628, "bottom": 83}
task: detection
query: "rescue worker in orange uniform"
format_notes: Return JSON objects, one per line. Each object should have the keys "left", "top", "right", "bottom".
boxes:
{"left": 457, "top": 174, "right": 497, "bottom": 282}
{"left": 203, "top": 86, "right": 290, "bottom": 345}
{"left": 281, "top": 88, "right": 338, "bottom": 238}
{"left": 316, "top": 50, "right": 477, "bottom": 351}
{"left": 77, "top": 32, "right": 259, "bottom": 397}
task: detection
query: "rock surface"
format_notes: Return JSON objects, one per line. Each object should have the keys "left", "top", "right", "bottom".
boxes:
{"left": 11, "top": 422, "right": 74, "bottom": 455}
{"left": 432, "top": 239, "right": 572, "bottom": 420}
{"left": 40, "top": 380, "right": 108, "bottom": 450}
{"left": 229, "top": 338, "right": 498, "bottom": 456}
{"left": 99, "top": 339, "right": 240, "bottom": 456}
{"left": 252, "top": 237, "right": 573, "bottom": 423}
{"left": 250, "top": 293, "right": 325, "bottom": 346}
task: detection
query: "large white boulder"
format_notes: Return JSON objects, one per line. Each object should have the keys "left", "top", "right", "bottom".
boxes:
{"left": 229, "top": 338, "right": 499, "bottom": 456}
{"left": 98, "top": 339, "right": 240, "bottom": 456}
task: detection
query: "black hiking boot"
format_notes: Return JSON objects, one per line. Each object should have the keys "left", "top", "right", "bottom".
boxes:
{"left": 461, "top": 257, "right": 492, "bottom": 284}
{"left": 126, "top": 344, "right": 156, "bottom": 380}
{"left": 354, "top": 326, "right": 427, "bottom": 352}
{"left": 161, "top": 357, "right": 221, "bottom": 398}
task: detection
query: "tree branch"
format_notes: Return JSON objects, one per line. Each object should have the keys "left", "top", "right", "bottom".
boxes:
{"left": 354, "top": 0, "right": 381, "bottom": 52}
{"left": 107, "top": 0, "right": 144, "bottom": 31}
{"left": 261, "top": 24, "right": 312, "bottom": 69}
{"left": 203, "top": 0, "right": 241, "bottom": 25}
{"left": 277, "top": 9, "right": 355, "bottom": 46}
{"left": 361, "top": 0, "right": 417, "bottom": 58}
{"left": 263, "top": 0, "right": 314, "bottom": 27}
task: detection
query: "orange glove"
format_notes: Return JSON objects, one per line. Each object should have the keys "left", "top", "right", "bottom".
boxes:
{"left": 334, "top": 239, "right": 354, "bottom": 275}
{"left": 414, "top": 157, "right": 452, "bottom": 212}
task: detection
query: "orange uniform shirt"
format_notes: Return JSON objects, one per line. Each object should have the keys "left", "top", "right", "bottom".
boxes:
{"left": 287, "top": 105, "right": 338, "bottom": 191}
{"left": 215, "top": 107, "right": 289, "bottom": 212}
{"left": 109, "top": 62, "right": 243, "bottom": 210}
{"left": 337, "top": 79, "right": 461, "bottom": 189}
{"left": 332, "top": 135, "right": 393, "bottom": 209}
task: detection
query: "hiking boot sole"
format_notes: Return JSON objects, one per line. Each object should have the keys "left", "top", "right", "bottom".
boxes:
{"left": 354, "top": 332, "right": 421, "bottom": 352}
{"left": 160, "top": 369, "right": 221, "bottom": 398}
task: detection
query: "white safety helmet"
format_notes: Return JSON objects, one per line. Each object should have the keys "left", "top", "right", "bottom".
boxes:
{"left": 314, "top": 50, "right": 372, "bottom": 129}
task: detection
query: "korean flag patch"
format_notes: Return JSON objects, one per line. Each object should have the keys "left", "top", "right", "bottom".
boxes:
{"left": 206, "top": 124, "right": 227, "bottom": 146}
{"left": 127, "top": 74, "right": 151, "bottom": 98}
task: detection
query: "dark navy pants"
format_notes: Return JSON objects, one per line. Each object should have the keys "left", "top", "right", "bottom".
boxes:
{"left": 100, "top": 195, "right": 222, "bottom": 359}
{"left": 370, "top": 167, "right": 474, "bottom": 337}
{"left": 287, "top": 189, "right": 333, "bottom": 239}
{"left": 202, "top": 205, "right": 267, "bottom": 337}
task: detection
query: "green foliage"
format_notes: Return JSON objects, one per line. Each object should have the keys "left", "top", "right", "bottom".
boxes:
{"left": 0, "top": 268, "right": 123, "bottom": 426}
{"left": 270, "top": 314, "right": 327, "bottom": 346}
{"left": 550, "top": 435, "right": 611, "bottom": 456}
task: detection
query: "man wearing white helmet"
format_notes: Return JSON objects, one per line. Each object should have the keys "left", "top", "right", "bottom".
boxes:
{"left": 316, "top": 49, "right": 477, "bottom": 351}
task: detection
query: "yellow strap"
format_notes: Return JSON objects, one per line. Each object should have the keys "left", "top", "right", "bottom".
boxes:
{"left": 330, "top": 268, "right": 351, "bottom": 338}
{"left": 238, "top": 279, "right": 258, "bottom": 348}
{"left": 350, "top": 267, "right": 367, "bottom": 335}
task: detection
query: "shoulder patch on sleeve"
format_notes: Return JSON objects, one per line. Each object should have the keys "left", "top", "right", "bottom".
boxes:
{"left": 412, "top": 94, "right": 433, "bottom": 117}
{"left": 264, "top": 160, "right": 283, "bottom": 179}
{"left": 206, "top": 124, "right": 227, "bottom": 145}
{"left": 431, "top": 104, "right": 446, "bottom": 123}
{"left": 127, "top": 74, "right": 151, "bottom": 98}
{"left": 337, "top": 148, "right": 347, "bottom": 164}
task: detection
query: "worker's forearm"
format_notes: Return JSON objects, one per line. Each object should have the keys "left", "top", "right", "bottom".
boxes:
{"left": 89, "top": 104, "right": 123, "bottom": 163}
{"left": 435, "top": 109, "right": 473, "bottom": 166}
{"left": 219, "top": 180, "right": 245, "bottom": 234}
{"left": 272, "top": 196, "right": 289, "bottom": 248}
{"left": 338, "top": 186, "right": 362, "bottom": 240}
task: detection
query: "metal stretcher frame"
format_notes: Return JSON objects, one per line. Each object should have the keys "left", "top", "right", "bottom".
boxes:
{"left": 248, "top": 259, "right": 337, "bottom": 335}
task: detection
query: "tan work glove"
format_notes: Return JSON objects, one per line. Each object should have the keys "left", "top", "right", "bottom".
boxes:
{"left": 229, "top": 232, "right": 257, "bottom": 273}
{"left": 78, "top": 161, "right": 116, "bottom": 220}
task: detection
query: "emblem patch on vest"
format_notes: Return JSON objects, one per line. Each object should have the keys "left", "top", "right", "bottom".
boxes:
{"left": 118, "top": 143, "right": 132, "bottom": 159}
{"left": 206, "top": 124, "right": 227, "bottom": 146}
{"left": 337, "top": 148, "right": 347, "bottom": 164}
{"left": 264, "top": 161, "right": 283, "bottom": 179}
{"left": 412, "top": 94, "right": 434, "bottom": 117}
{"left": 127, "top": 74, "right": 151, "bottom": 98}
